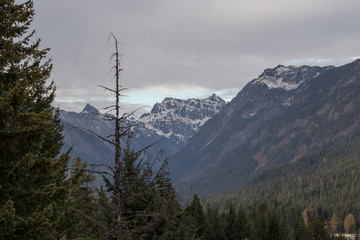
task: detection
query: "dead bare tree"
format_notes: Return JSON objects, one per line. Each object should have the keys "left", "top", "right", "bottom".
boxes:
{"left": 82, "top": 33, "right": 181, "bottom": 240}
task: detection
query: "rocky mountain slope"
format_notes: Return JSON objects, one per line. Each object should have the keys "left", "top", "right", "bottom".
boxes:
{"left": 60, "top": 94, "right": 226, "bottom": 166}
{"left": 170, "top": 64, "right": 333, "bottom": 185}
{"left": 177, "top": 60, "right": 360, "bottom": 197}
{"left": 169, "top": 61, "right": 360, "bottom": 196}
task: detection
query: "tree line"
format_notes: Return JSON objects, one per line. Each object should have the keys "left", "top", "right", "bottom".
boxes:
{"left": 207, "top": 142, "right": 360, "bottom": 233}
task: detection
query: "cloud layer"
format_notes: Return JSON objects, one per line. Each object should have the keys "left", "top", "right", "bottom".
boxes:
{"left": 32, "top": 0, "right": 360, "bottom": 112}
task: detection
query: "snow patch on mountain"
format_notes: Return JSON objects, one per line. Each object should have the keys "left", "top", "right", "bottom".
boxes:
{"left": 59, "top": 94, "right": 226, "bottom": 165}
{"left": 253, "top": 65, "right": 328, "bottom": 91}
{"left": 138, "top": 94, "right": 226, "bottom": 140}
{"left": 259, "top": 77, "right": 301, "bottom": 91}
{"left": 254, "top": 65, "right": 301, "bottom": 91}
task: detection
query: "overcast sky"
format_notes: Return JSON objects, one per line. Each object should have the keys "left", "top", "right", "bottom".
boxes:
{"left": 32, "top": 0, "right": 360, "bottom": 113}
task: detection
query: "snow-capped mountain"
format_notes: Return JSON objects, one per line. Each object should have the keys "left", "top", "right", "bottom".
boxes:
{"left": 138, "top": 94, "right": 226, "bottom": 142}
{"left": 60, "top": 94, "right": 226, "bottom": 166}
{"left": 170, "top": 64, "right": 333, "bottom": 192}
{"left": 254, "top": 65, "right": 325, "bottom": 91}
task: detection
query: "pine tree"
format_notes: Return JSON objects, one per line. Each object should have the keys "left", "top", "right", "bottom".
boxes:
{"left": 224, "top": 204, "right": 238, "bottom": 240}
{"left": 172, "top": 214, "right": 202, "bottom": 240}
{"left": 184, "top": 194, "right": 207, "bottom": 238}
{"left": 0, "top": 0, "right": 69, "bottom": 239}
{"left": 205, "top": 204, "right": 225, "bottom": 240}
{"left": 59, "top": 158, "right": 100, "bottom": 239}
{"left": 308, "top": 216, "right": 330, "bottom": 240}
{"left": 237, "top": 207, "right": 254, "bottom": 240}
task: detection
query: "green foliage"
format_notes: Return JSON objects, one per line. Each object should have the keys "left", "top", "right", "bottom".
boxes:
{"left": 172, "top": 214, "right": 203, "bottom": 240}
{"left": 176, "top": 197, "right": 299, "bottom": 240}
{"left": 224, "top": 204, "right": 238, "bottom": 240}
{"left": 207, "top": 142, "right": 360, "bottom": 231}
{"left": 184, "top": 194, "right": 207, "bottom": 238}
{"left": 0, "top": 200, "right": 16, "bottom": 238}
{"left": 0, "top": 0, "right": 69, "bottom": 238}
{"left": 58, "top": 157, "right": 104, "bottom": 239}
{"left": 205, "top": 204, "right": 225, "bottom": 240}
{"left": 99, "top": 140, "right": 181, "bottom": 239}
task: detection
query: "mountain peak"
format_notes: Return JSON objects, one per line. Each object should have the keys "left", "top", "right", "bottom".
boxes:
{"left": 81, "top": 103, "right": 100, "bottom": 114}
{"left": 208, "top": 93, "right": 221, "bottom": 101}
{"left": 139, "top": 95, "right": 226, "bottom": 141}
{"left": 254, "top": 65, "right": 331, "bottom": 91}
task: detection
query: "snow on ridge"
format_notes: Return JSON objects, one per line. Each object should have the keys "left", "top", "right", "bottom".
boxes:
{"left": 275, "top": 65, "right": 291, "bottom": 75}
{"left": 253, "top": 65, "right": 333, "bottom": 92}
{"left": 253, "top": 65, "right": 310, "bottom": 91}
{"left": 138, "top": 94, "right": 225, "bottom": 140}
{"left": 260, "top": 77, "right": 301, "bottom": 91}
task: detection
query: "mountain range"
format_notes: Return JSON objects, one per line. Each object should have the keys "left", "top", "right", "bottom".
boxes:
{"left": 60, "top": 59, "right": 360, "bottom": 201}
{"left": 59, "top": 94, "right": 226, "bottom": 167}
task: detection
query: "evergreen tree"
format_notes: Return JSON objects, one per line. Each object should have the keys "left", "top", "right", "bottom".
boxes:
{"left": 184, "top": 194, "right": 207, "bottom": 238}
{"left": 294, "top": 217, "right": 309, "bottom": 240}
{"left": 59, "top": 158, "right": 101, "bottom": 239}
{"left": 0, "top": 0, "right": 69, "bottom": 239}
{"left": 205, "top": 204, "right": 225, "bottom": 240}
{"left": 152, "top": 158, "right": 182, "bottom": 238}
{"left": 224, "top": 204, "right": 239, "bottom": 240}
{"left": 308, "top": 216, "right": 330, "bottom": 240}
{"left": 252, "top": 204, "right": 284, "bottom": 240}
{"left": 237, "top": 207, "right": 255, "bottom": 240}
{"left": 172, "top": 214, "right": 202, "bottom": 240}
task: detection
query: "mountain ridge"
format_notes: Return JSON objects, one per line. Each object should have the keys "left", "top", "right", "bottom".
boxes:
{"left": 170, "top": 60, "right": 360, "bottom": 197}
{"left": 59, "top": 94, "right": 226, "bottom": 167}
{"left": 169, "top": 64, "right": 333, "bottom": 184}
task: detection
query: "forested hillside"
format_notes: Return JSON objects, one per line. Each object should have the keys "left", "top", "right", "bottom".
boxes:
{"left": 207, "top": 142, "right": 360, "bottom": 231}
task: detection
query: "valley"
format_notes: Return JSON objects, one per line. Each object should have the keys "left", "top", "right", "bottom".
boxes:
{"left": 59, "top": 59, "right": 360, "bottom": 236}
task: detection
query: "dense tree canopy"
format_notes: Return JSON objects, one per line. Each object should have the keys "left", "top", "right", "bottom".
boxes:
{"left": 0, "top": 0, "right": 69, "bottom": 239}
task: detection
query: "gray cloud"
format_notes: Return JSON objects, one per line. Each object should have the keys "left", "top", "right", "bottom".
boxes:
{"left": 32, "top": 0, "right": 360, "bottom": 111}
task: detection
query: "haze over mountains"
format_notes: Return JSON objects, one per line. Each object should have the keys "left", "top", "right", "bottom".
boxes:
{"left": 60, "top": 59, "right": 360, "bottom": 200}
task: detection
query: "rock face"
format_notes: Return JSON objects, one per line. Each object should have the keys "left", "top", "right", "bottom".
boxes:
{"left": 59, "top": 94, "right": 226, "bottom": 167}
{"left": 137, "top": 94, "right": 226, "bottom": 143}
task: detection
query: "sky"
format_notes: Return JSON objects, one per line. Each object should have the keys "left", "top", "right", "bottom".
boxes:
{"left": 31, "top": 0, "right": 360, "bottom": 113}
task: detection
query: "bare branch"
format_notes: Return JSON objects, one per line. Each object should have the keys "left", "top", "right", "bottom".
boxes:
{"left": 88, "top": 163, "right": 114, "bottom": 172}
{"left": 96, "top": 84, "right": 117, "bottom": 94}
{"left": 79, "top": 168, "right": 114, "bottom": 177}
{"left": 77, "top": 126, "right": 115, "bottom": 146}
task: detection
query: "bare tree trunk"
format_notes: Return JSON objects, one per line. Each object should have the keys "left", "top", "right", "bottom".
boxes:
{"left": 85, "top": 33, "right": 178, "bottom": 240}
{"left": 112, "top": 33, "right": 123, "bottom": 240}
